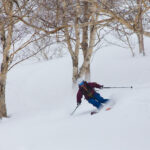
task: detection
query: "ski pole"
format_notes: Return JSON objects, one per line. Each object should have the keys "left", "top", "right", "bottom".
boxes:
{"left": 103, "top": 86, "right": 133, "bottom": 89}
{"left": 70, "top": 104, "right": 80, "bottom": 116}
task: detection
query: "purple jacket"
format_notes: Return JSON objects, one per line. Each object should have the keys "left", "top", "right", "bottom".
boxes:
{"left": 77, "top": 82, "right": 103, "bottom": 104}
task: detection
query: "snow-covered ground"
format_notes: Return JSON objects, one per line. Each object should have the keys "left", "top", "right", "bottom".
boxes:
{"left": 0, "top": 42, "right": 150, "bottom": 150}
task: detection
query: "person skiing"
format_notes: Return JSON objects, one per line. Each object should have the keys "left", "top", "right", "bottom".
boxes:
{"left": 77, "top": 80, "right": 109, "bottom": 111}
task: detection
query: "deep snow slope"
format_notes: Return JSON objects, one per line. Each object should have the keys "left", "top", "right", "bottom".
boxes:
{"left": 0, "top": 45, "right": 150, "bottom": 150}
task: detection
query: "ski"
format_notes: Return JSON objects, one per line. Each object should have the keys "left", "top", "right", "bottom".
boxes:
{"left": 91, "top": 107, "right": 111, "bottom": 115}
{"left": 105, "top": 107, "right": 112, "bottom": 111}
{"left": 91, "top": 111, "right": 98, "bottom": 115}
{"left": 91, "top": 100, "right": 115, "bottom": 115}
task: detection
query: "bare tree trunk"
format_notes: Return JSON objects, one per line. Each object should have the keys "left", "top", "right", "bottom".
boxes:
{"left": 72, "top": 56, "right": 79, "bottom": 84}
{"left": 79, "top": 1, "right": 98, "bottom": 81}
{"left": 0, "top": 0, "right": 13, "bottom": 118}
{"left": 79, "top": 25, "right": 97, "bottom": 80}
{"left": 137, "top": 17, "right": 145, "bottom": 55}
{"left": 0, "top": 73, "right": 7, "bottom": 118}
{"left": 137, "top": 33, "right": 145, "bottom": 55}
{"left": 64, "top": 26, "right": 78, "bottom": 85}
{"left": 0, "top": 28, "right": 9, "bottom": 117}
{"left": 85, "top": 64, "right": 90, "bottom": 81}
{"left": 136, "top": 0, "right": 145, "bottom": 56}
{"left": 62, "top": 0, "right": 80, "bottom": 86}
{"left": 81, "top": 2, "right": 89, "bottom": 58}
{"left": 81, "top": 2, "right": 90, "bottom": 81}
{"left": 84, "top": 23, "right": 97, "bottom": 81}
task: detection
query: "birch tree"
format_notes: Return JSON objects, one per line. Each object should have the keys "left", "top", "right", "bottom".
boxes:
{"left": 78, "top": 0, "right": 98, "bottom": 81}
{"left": 20, "top": 0, "right": 114, "bottom": 86}
{"left": 0, "top": 0, "right": 13, "bottom": 117}
{"left": 0, "top": 0, "right": 34, "bottom": 117}
{"left": 136, "top": 0, "right": 145, "bottom": 55}
{"left": 95, "top": 0, "right": 150, "bottom": 55}
{"left": 61, "top": 0, "right": 106, "bottom": 85}
{"left": 0, "top": 0, "right": 55, "bottom": 118}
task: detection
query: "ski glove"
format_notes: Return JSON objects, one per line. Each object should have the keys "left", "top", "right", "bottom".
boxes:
{"left": 100, "top": 85, "right": 104, "bottom": 89}
{"left": 77, "top": 102, "right": 81, "bottom": 106}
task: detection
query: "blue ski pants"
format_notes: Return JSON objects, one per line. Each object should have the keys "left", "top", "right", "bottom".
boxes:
{"left": 88, "top": 92, "right": 109, "bottom": 109}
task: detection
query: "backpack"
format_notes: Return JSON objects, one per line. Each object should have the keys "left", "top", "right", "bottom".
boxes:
{"left": 80, "top": 81, "right": 94, "bottom": 98}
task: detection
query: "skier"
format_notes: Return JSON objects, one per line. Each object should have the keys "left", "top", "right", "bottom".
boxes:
{"left": 77, "top": 80, "right": 110, "bottom": 111}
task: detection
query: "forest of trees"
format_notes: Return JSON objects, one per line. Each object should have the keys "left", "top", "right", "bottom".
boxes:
{"left": 0, "top": 0, "right": 150, "bottom": 118}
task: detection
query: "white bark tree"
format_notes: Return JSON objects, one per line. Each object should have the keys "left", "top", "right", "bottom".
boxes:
{"left": 61, "top": 0, "right": 106, "bottom": 85}
{"left": 32, "top": 0, "right": 113, "bottom": 85}
{"left": 95, "top": 0, "right": 150, "bottom": 55}
{"left": 0, "top": 0, "right": 13, "bottom": 117}
{"left": 0, "top": 0, "right": 60, "bottom": 118}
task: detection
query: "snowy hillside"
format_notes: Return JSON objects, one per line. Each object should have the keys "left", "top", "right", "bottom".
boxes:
{"left": 0, "top": 43, "right": 150, "bottom": 150}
